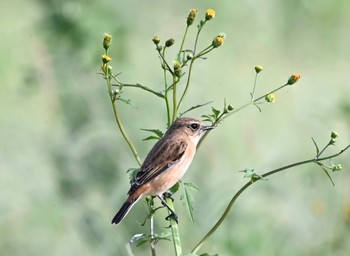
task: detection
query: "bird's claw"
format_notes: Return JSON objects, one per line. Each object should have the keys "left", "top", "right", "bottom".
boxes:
{"left": 165, "top": 212, "right": 178, "bottom": 224}
{"left": 162, "top": 192, "right": 174, "bottom": 202}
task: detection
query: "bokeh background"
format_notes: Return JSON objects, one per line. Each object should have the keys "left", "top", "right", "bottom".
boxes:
{"left": 1, "top": 0, "right": 350, "bottom": 255}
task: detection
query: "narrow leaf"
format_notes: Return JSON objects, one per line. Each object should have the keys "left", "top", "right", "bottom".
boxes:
{"left": 201, "top": 115, "right": 214, "bottom": 123}
{"left": 119, "top": 98, "right": 136, "bottom": 107}
{"left": 180, "top": 101, "right": 213, "bottom": 116}
{"left": 169, "top": 181, "right": 180, "bottom": 194}
{"left": 311, "top": 137, "right": 320, "bottom": 155}
{"left": 180, "top": 182, "right": 198, "bottom": 223}
{"left": 141, "top": 128, "right": 164, "bottom": 141}
{"left": 157, "top": 232, "right": 172, "bottom": 241}
{"left": 142, "top": 135, "right": 160, "bottom": 141}
{"left": 211, "top": 107, "right": 220, "bottom": 118}
{"left": 184, "top": 182, "right": 199, "bottom": 191}
{"left": 135, "top": 239, "right": 149, "bottom": 247}
{"left": 321, "top": 167, "right": 335, "bottom": 186}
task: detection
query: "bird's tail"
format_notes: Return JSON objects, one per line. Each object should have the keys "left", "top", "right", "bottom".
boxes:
{"left": 111, "top": 196, "right": 140, "bottom": 225}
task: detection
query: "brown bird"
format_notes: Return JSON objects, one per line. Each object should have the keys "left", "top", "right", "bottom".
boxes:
{"left": 112, "top": 117, "right": 214, "bottom": 224}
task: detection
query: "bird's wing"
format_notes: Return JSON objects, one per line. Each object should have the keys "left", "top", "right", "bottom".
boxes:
{"left": 128, "top": 139, "right": 187, "bottom": 194}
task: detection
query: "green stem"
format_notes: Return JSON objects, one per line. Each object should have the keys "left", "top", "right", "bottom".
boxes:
{"left": 251, "top": 73, "right": 258, "bottom": 100}
{"left": 106, "top": 71, "right": 142, "bottom": 166}
{"left": 172, "top": 76, "right": 178, "bottom": 122}
{"left": 194, "top": 21, "right": 205, "bottom": 53}
{"left": 150, "top": 214, "right": 156, "bottom": 256}
{"left": 177, "top": 24, "right": 209, "bottom": 111}
{"left": 198, "top": 83, "right": 289, "bottom": 148}
{"left": 161, "top": 48, "right": 171, "bottom": 127}
{"left": 116, "top": 82, "right": 164, "bottom": 99}
{"left": 191, "top": 145, "right": 350, "bottom": 254}
{"left": 159, "top": 49, "right": 174, "bottom": 76}
{"left": 177, "top": 45, "right": 213, "bottom": 111}
{"left": 317, "top": 140, "right": 332, "bottom": 158}
{"left": 222, "top": 83, "right": 289, "bottom": 122}
{"left": 165, "top": 197, "right": 182, "bottom": 256}
{"left": 177, "top": 58, "right": 194, "bottom": 111}
{"left": 194, "top": 45, "right": 214, "bottom": 59}
{"left": 178, "top": 26, "right": 189, "bottom": 59}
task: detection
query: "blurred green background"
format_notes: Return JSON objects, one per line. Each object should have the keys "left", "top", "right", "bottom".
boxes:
{"left": 1, "top": 0, "right": 350, "bottom": 255}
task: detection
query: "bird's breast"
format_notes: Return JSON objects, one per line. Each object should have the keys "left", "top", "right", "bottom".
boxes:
{"left": 146, "top": 147, "right": 196, "bottom": 196}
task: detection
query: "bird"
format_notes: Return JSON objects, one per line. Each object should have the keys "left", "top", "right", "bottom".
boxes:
{"left": 111, "top": 117, "right": 214, "bottom": 225}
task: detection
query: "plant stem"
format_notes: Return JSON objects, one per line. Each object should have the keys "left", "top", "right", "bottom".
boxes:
{"left": 191, "top": 145, "right": 350, "bottom": 254}
{"left": 198, "top": 83, "right": 289, "bottom": 148}
{"left": 172, "top": 76, "right": 178, "bottom": 122}
{"left": 194, "top": 45, "right": 214, "bottom": 59}
{"left": 177, "top": 24, "right": 209, "bottom": 112}
{"left": 251, "top": 73, "right": 258, "bottom": 100}
{"left": 177, "top": 58, "right": 194, "bottom": 111}
{"left": 150, "top": 214, "right": 156, "bottom": 256}
{"left": 161, "top": 48, "right": 171, "bottom": 127}
{"left": 178, "top": 26, "right": 189, "bottom": 59}
{"left": 106, "top": 71, "right": 142, "bottom": 166}
{"left": 118, "top": 83, "right": 164, "bottom": 98}
{"left": 165, "top": 197, "right": 182, "bottom": 256}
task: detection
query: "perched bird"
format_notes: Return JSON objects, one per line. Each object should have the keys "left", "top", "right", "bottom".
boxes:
{"left": 112, "top": 117, "right": 214, "bottom": 225}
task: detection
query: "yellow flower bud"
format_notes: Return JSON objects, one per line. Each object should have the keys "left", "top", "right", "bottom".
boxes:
{"left": 152, "top": 36, "right": 161, "bottom": 45}
{"left": 265, "top": 93, "right": 276, "bottom": 103}
{"left": 205, "top": 9, "right": 215, "bottom": 21}
{"left": 187, "top": 9, "right": 198, "bottom": 26}
{"left": 287, "top": 73, "right": 301, "bottom": 85}
{"left": 212, "top": 33, "right": 225, "bottom": 48}
{"left": 102, "top": 54, "right": 112, "bottom": 64}
{"left": 255, "top": 65, "right": 263, "bottom": 73}
{"left": 103, "top": 33, "right": 112, "bottom": 50}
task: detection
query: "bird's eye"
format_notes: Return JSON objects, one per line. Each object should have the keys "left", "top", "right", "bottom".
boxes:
{"left": 189, "top": 123, "right": 199, "bottom": 130}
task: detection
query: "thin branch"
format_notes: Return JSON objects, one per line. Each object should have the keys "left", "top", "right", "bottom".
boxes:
{"left": 120, "top": 83, "right": 165, "bottom": 98}
{"left": 106, "top": 72, "right": 142, "bottom": 166}
{"left": 191, "top": 145, "right": 350, "bottom": 254}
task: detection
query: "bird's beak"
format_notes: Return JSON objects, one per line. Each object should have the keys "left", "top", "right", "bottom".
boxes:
{"left": 202, "top": 125, "right": 215, "bottom": 131}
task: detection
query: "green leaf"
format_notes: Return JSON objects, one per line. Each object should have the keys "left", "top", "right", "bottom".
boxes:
{"left": 180, "top": 182, "right": 199, "bottom": 223}
{"left": 184, "top": 182, "right": 199, "bottom": 191}
{"left": 141, "top": 128, "right": 164, "bottom": 141}
{"left": 169, "top": 181, "right": 180, "bottom": 194}
{"left": 321, "top": 167, "right": 335, "bottom": 186}
{"left": 130, "top": 233, "right": 148, "bottom": 247}
{"left": 142, "top": 135, "right": 161, "bottom": 141}
{"left": 201, "top": 114, "right": 214, "bottom": 123}
{"left": 135, "top": 239, "right": 148, "bottom": 247}
{"left": 211, "top": 107, "right": 220, "bottom": 118}
{"left": 119, "top": 97, "right": 136, "bottom": 107}
{"left": 180, "top": 101, "right": 213, "bottom": 117}
{"left": 311, "top": 137, "right": 320, "bottom": 155}
{"left": 156, "top": 231, "right": 172, "bottom": 242}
